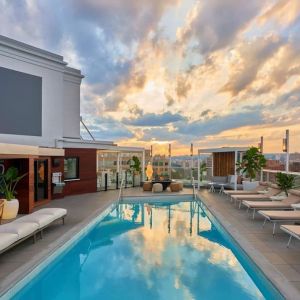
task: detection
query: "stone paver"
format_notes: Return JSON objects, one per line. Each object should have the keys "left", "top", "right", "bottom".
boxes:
{"left": 199, "top": 189, "right": 300, "bottom": 300}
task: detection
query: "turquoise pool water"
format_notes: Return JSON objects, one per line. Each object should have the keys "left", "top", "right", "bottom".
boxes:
{"left": 7, "top": 196, "right": 283, "bottom": 300}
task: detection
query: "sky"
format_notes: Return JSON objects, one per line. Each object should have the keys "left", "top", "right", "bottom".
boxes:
{"left": 1, "top": 0, "right": 300, "bottom": 155}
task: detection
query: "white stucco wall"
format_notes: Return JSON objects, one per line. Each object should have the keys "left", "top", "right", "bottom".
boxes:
{"left": 0, "top": 36, "right": 83, "bottom": 148}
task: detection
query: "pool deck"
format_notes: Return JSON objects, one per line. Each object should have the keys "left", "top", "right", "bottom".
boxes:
{"left": 0, "top": 187, "right": 300, "bottom": 299}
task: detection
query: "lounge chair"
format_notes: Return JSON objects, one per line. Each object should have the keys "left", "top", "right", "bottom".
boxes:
{"left": 242, "top": 193, "right": 300, "bottom": 219}
{"left": 258, "top": 210, "right": 300, "bottom": 235}
{"left": 231, "top": 187, "right": 280, "bottom": 208}
{"left": 280, "top": 225, "right": 300, "bottom": 247}
{"left": 224, "top": 182, "right": 268, "bottom": 197}
{"left": 0, "top": 208, "right": 67, "bottom": 254}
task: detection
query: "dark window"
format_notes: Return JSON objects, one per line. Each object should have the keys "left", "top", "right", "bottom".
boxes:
{"left": 64, "top": 157, "right": 79, "bottom": 180}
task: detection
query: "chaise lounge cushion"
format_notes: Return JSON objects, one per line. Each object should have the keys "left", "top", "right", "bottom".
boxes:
{"left": 34, "top": 208, "right": 67, "bottom": 219}
{"left": 243, "top": 201, "right": 292, "bottom": 209}
{"left": 15, "top": 214, "right": 56, "bottom": 229}
{"left": 0, "top": 222, "right": 38, "bottom": 239}
{"left": 0, "top": 233, "right": 19, "bottom": 251}
{"left": 281, "top": 225, "right": 300, "bottom": 236}
{"left": 259, "top": 210, "right": 300, "bottom": 220}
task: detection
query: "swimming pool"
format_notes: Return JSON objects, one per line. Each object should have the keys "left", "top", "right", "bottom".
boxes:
{"left": 3, "top": 195, "right": 283, "bottom": 300}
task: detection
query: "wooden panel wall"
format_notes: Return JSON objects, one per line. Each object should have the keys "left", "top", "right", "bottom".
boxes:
{"left": 64, "top": 148, "right": 97, "bottom": 196}
{"left": 213, "top": 152, "right": 235, "bottom": 176}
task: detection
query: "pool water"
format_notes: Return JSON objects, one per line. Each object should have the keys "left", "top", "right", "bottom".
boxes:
{"left": 9, "top": 196, "right": 283, "bottom": 300}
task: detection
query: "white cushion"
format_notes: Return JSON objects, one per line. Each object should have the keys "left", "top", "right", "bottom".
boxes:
{"left": 15, "top": 214, "right": 55, "bottom": 228}
{"left": 229, "top": 175, "right": 236, "bottom": 184}
{"left": 34, "top": 208, "right": 67, "bottom": 219}
{"left": 0, "top": 233, "right": 19, "bottom": 251}
{"left": 152, "top": 183, "right": 163, "bottom": 193}
{"left": 0, "top": 222, "right": 38, "bottom": 239}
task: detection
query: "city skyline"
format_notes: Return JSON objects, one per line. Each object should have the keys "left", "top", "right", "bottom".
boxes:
{"left": 1, "top": 0, "right": 300, "bottom": 154}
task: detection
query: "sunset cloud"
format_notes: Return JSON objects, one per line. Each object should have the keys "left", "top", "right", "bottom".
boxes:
{"left": 1, "top": 0, "right": 300, "bottom": 153}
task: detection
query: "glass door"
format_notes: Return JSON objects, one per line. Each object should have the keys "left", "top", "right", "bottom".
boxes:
{"left": 34, "top": 159, "right": 48, "bottom": 202}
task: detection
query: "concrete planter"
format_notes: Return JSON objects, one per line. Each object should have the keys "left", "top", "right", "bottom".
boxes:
{"left": 2, "top": 199, "right": 19, "bottom": 219}
{"left": 243, "top": 181, "right": 259, "bottom": 191}
{"left": 134, "top": 174, "right": 141, "bottom": 187}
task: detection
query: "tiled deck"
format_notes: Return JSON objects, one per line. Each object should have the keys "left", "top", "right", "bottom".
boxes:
{"left": 0, "top": 187, "right": 300, "bottom": 299}
{"left": 199, "top": 189, "right": 300, "bottom": 299}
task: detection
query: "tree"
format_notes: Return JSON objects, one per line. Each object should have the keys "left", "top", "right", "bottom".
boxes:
{"left": 236, "top": 147, "right": 266, "bottom": 182}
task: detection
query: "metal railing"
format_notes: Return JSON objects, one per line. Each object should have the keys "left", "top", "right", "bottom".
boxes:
{"left": 118, "top": 179, "right": 125, "bottom": 203}
{"left": 192, "top": 177, "right": 196, "bottom": 199}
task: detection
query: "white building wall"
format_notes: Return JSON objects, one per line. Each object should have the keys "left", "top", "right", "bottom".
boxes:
{"left": 0, "top": 35, "right": 83, "bottom": 148}
{"left": 63, "top": 68, "right": 81, "bottom": 139}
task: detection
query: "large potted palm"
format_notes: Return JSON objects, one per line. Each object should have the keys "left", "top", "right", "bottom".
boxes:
{"left": 0, "top": 166, "right": 27, "bottom": 219}
{"left": 236, "top": 147, "right": 266, "bottom": 190}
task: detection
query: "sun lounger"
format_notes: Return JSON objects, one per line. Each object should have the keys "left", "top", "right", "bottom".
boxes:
{"left": 231, "top": 187, "right": 280, "bottom": 207}
{"left": 0, "top": 208, "right": 67, "bottom": 254}
{"left": 224, "top": 182, "right": 268, "bottom": 197}
{"left": 280, "top": 225, "right": 300, "bottom": 247}
{"left": 258, "top": 210, "right": 300, "bottom": 235}
{"left": 242, "top": 193, "right": 300, "bottom": 219}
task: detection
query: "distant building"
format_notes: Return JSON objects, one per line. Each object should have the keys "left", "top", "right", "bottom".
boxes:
{"left": 152, "top": 155, "right": 169, "bottom": 177}
{"left": 265, "top": 160, "right": 285, "bottom": 170}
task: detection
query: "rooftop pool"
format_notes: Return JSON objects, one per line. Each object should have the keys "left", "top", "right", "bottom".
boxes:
{"left": 4, "top": 195, "right": 283, "bottom": 300}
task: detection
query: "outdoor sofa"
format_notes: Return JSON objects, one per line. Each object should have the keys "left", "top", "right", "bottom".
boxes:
{"left": 0, "top": 208, "right": 67, "bottom": 254}
{"left": 208, "top": 175, "right": 243, "bottom": 191}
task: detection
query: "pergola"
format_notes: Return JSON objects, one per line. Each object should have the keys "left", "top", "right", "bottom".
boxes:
{"left": 197, "top": 147, "right": 249, "bottom": 190}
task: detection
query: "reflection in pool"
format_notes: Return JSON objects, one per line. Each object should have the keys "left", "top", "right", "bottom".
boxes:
{"left": 12, "top": 197, "right": 282, "bottom": 300}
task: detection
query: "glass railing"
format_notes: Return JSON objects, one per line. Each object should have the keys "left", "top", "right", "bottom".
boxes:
{"left": 261, "top": 169, "right": 300, "bottom": 189}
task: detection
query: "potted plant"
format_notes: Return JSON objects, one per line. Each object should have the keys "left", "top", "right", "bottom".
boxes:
{"left": 128, "top": 156, "right": 142, "bottom": 187}
{"left": 236, "top": 147, "right": 266, "bottom": 190}
{"left": 276, "top": 172, "right": 296, "bottom": 196}
{"left": 199, "top": 162, "right": 207, "bottom": 182}
{"left": 0, "top": 166, "right": 27, "bottom": 219}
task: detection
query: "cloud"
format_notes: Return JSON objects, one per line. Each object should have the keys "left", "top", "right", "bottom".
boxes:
{"left": 274, "top": 87, "right": 300, "bottom": 109}
{"left": 123, "top": 112, "right": 186, "bottom": 127}
{"left": 175, "top": 108, "right": 264, "bottom": 137}
{"left": 81, "top": 115, "right": 134, "bottom": 140}
{"left": 220, "top": 35, "right": 284, "bottom": 96}
{"left": 140, "top": 108, "right": 265, "bottom": 143}
{"left": 177, "top": 0, "right": 261, "bottom": 55}
{"left": 176, "top": 75, "right": 191, "bottom": 99}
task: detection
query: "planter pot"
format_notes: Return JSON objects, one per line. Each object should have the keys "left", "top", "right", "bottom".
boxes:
{"left": 134, "top": 174, "right": 141, "bottom": 187}
{"left": 243, "top": 181, "right": 259, "bottom": 191}
{"left": 2, "top": 199, "right": 19, "bottom": 220}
